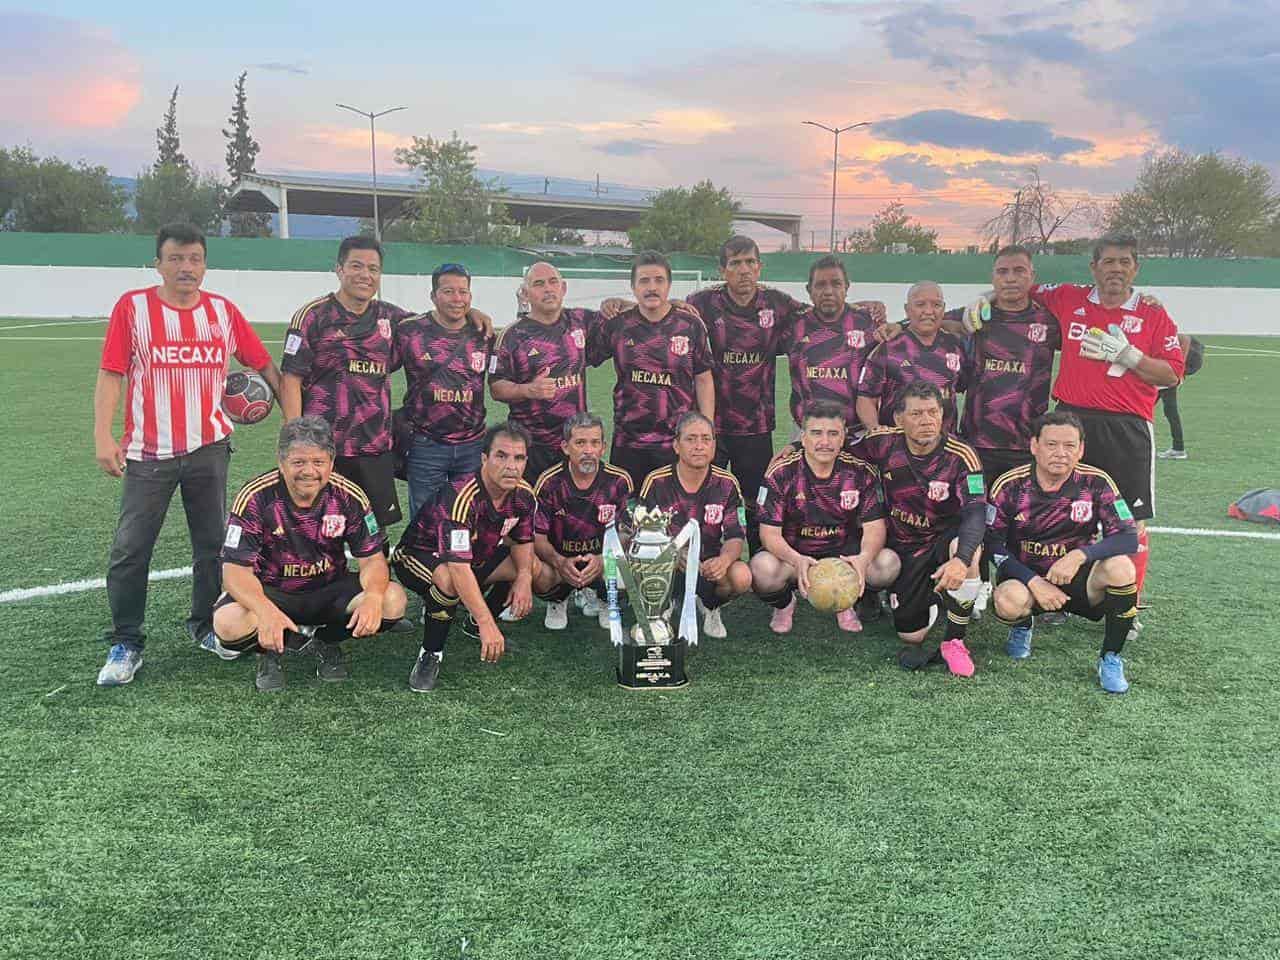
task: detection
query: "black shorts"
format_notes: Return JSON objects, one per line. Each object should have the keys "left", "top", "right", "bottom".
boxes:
{"left": 714, "top": 434, "right": 774, "bottom": 513}
{"left": 810, "top": 537, "right": 862, "bottom": 561}
{"left": 977, "top": 448, "right": 1033, "bottom": 490}
{"left": 335, "top": 452, "right": 402, "bottom": 527}
{"left": 392, "top": 545, "right": 512, "bottom": 598}
{"left": 213, "top": 572, "right": 363, "bottom": 626}
{"left": 997, "top": 561, "right": 1104, "bottom": 621}
{"left": 889, "top": 537, "right": 955, "bottom": 633}
{"left": 524, "top": 444, "right": 564, "bottom": 486}
{"left": 1055, "top": 403, "right": 1155, "bottom": 521}
{"left": 610, "top": 443, "right": 672, "bottom": 495}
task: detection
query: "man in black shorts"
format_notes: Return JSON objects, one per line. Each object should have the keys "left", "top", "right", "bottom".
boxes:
{"left": 987, "top": 411, "right": 1140, "bottom": 693}
{"left": 213, "top": 417, "right": 407, "bottom": 692}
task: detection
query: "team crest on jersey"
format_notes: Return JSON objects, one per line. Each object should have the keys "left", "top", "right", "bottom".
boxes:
{"left": 840, "top": 489, "right": 859, "bottom": 510}
{"left": 500, "top": 517, "right": 518, "bottom": 536}
{"left": 927, "top": 481, "right": 950, "bottom": 502}
{"left": 470, "top": 351, "right": 486, "bottom": 372}
{"left": 704, "top": 503, "right": 724, "bottom": 524}
{"left": 597, "top": 504, "right": 616, "bottom": 525}
{"left": 321, "top": 514, "right": 346, "bottom": 537}
{"left": 377, "top": 317, "right": 392, "bottom": 340}
{"left": 848, "top": 330, "right": 866, "bottom": 349}
{"left": 758, "top": 309, "right": 774, "bottom": 330}
{"left": 670, "top": 336, "right": 689, "bottom": 356}
{"left": 1121, "top": 315, "right": 1143, "bottom": 334}
{"left": 1071, "top": 499, "right": 1093, "bottom": 523}
{"left": 571, "top": 328, "right": 586, "bottom": 349}
{"left": 1028, "top": 323, "right": 1048, "bottom": 343}
{"left": 945, "top": 353, "right": 961, "bottom": 372}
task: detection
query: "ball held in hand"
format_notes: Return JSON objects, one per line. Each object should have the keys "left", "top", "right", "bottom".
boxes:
{"left": 222, "top": 370, "right": 274, "bottom": 425}
{"left": 807, "top": 558, "right": 864, "bottom": 613}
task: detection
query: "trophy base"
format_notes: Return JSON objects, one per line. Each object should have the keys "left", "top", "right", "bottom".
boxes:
{"left": 617, "top": 638, "right": 689, "bottom": 689}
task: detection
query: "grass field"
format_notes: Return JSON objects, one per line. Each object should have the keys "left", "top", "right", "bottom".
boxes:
{"left": 3, "top": 316, "right": 1279, "bottom": 960}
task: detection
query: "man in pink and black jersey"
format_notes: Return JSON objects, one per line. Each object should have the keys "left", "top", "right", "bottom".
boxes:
{"left": 94, "top": 222, "right": 282, "bottom": 687}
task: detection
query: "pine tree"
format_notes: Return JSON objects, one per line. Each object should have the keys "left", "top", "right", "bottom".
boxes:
{"left": 222, "top": 72, "right": 271, "bottom": 236}
{"left": 156, "top": 86, "right": 188, "bottom": 171}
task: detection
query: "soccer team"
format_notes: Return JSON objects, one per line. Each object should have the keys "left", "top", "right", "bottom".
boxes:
{"left": 93, "top": 223, "right": 1186, "bottom": 695}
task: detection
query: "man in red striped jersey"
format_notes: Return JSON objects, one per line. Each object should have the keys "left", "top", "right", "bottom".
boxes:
{"left": 94, "top": 223, "right": 282, "bottom": 686}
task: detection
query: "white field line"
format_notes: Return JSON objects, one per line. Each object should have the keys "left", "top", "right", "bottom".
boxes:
{"left": 2, "top": 524, "right": 1277, "bottom": 604}
{"left": 1204, "top": 345, "right": 1280, "bottom": 356}
{"left": 0, "top": 318, "right": 109, "bottom": 331}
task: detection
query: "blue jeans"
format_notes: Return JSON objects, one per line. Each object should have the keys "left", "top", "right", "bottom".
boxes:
{"left": 407, "top": 435, "right": 483, "bottom": 521}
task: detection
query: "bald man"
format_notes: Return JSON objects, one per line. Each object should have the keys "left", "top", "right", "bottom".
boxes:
{"left": 491, "top": 262, "right": 613, "bottom": 482}
{"left": 857, "top": 281, "right": 968, "bottom": 435}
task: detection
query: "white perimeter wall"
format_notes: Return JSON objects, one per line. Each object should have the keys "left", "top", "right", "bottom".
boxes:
{"left": 3, "top": 265, "right": 1278, "bottom": 336}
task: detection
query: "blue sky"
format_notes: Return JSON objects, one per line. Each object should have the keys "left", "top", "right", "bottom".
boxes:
{"left": 5, "top": 1, "right": 1278, "bottom": 245}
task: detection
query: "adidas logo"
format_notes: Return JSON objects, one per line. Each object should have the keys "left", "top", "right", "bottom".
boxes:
{"left": 899, "top": 360, "right": 911, "bottom": 367}
{"left": 274, "top": 525, "right": 284, "bottom": 535}
{"left": 419, "top": 352, "right": 431, "bottom": 361}
{"left": 1073, "top": 308, "right": 1086, "bottom": 316}
{"left": 528, "top": 347, "right": 540, "bottom": 357}
{"left": 334, "top": 329, "right": 347, "bottom": 339}
{"left": 1015, "top": 513, "right": 1027, "bottom": 522}
{"left": 1132, "top": 498, "right": 1145, "bottom": 507}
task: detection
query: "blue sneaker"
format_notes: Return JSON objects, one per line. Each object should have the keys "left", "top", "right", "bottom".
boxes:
{"left": 97, "top": 643, "right": 143, "bottom": 686}
{"left": 1098, "top": 652, "right": 1129, "bottom": 694}
{"left": 1006, "top": 623, "right": 1033, "bottom": 659}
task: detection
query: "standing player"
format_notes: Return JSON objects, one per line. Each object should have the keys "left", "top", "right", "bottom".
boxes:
{"left": 392, "top": 423, "right": 560, "bottom": 692}
{"left": 987, "top": 411, "right": 1140, "bottom": 693}
{"left": 397, "top": 263, "right": 496, "bottom": 519}
{"left": 280, "top": 236, "right": 410, "bottom": 531}
{"left": 490, "top": 262, "right": 600, "bottom": 482}
{"left": 94, "top": 222, "right": 282, "bottom": 686}
{"left": 587, "top": 252, "right": 715, "bottom": 491}
{"left": 855, "top": 384, "right": 987, "bottom": 675}
{"left": 533, "top": 413, "right": 634, "bottom": 631}
{"left": 212, "top": 417, "right": 407, "bottom": 691}
{"left": 751, "top": 401, "right": 892, "bottom": 635}
{"left": 857, "top": 282, "right": 967, "bottom": 435}
{"left": 967, "top": 234, "right": 1183, "bottom": 598}
{"left": 639, "top": 412, "right": 752, "bottom": 639}
{"left": 786, "top": 256, "right": 884, "bottom": 433}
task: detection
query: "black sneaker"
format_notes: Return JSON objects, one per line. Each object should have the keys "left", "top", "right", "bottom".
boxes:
{"left": 408, "top": 649, "right": 442, "bottom": 693}
{"left": 896, "top": 644, "right": 940, "bottom": 671}
{"left": 255, "top": 652, "right": 285, "bottom": 692}
{"left": 315, "top": 641, "right": 350, "bottom": 682}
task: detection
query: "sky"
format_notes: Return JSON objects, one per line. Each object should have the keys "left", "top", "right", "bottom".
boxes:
{"left": 3, "top": 1, "right": 1278, "bottom": 248}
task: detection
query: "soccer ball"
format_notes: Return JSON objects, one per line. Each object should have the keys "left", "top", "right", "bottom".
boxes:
{"left": 222, "top": 371, "right": 274, "bottom": 425}
{"left": 807, "top": 558, "right": 863, "bottom": 613}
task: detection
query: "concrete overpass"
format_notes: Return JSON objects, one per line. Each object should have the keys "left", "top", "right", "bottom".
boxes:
{"left": 224, "top": 172, "right": 803, "bottom": 249}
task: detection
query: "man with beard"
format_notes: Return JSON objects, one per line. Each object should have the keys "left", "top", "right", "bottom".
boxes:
{"left": 533, "top": 413, "right": 634, "bottom": 631}
{"left": 639, "top": 412, "right": 752, "bottom": 640}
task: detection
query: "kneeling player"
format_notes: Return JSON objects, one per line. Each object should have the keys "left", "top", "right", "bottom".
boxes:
{"left": 751, "top": 401, "right": 892, "bottom": 634}
{"left": 533, "top": 412, "right": 634, "bottom": 631}
{"left": 987, "top": 411, "right": 1140, "bottom": 693}
{"left": 855, "top": 383, "right": 987, "bottom": 675}
{"left": 640, "top": 412, "right": 752, "bottom": 639}
{"left": 392, "top": 422, "right": 560, "bottom": 692}
{"left": 213, "top": 417, "right": 408, "bottom": 692}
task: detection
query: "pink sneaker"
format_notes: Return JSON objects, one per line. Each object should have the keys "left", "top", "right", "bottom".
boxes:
{"left": 940, "top": 639, "right": 975, "bottom": 677}
{"left": 836, "top": 607, "right": 863, "bottom": 633}
{"left": 770, "top": 596, "right": 796, "bottom": 634}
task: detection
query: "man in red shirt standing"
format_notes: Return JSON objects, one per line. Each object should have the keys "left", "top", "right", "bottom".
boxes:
{"left": 968, "top": 233, "right": 1184, "bottom": 596}
{"left": 94, "top": 223, "right": 282, "bottom": 686}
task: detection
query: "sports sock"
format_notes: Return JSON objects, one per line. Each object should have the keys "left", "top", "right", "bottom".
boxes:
{"left": 484, "top": 581, "right": 513, "bottom": 617}
{"left": 996, "top": 614, "right": 1033, "bottom": 629}
{"left": 218, "top": 629, "right": 259, "bottom": 653}
{"left": 421, "top": 585, "right": 460, "bottom": 653}
{"left": 1132, "top": 528, "right": 1150, "bottom": 596}
{"left": 943, "top": 578, "right": 981, "bottom": 641}
{"left": 1102, "top": 583, "right": 1138, "bottom": 655}
{"left": 759, "top": 587, "right": 794, "bottom": 610}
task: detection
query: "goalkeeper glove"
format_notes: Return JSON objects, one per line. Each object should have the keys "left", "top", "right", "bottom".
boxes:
{"left": 962, "top": 296, "right": 991, "bottom": 334}
{"left": 1080, "top": 324, "right": 1144, "bottom": 375}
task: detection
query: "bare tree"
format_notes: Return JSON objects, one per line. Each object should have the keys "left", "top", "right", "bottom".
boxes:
{"left": 980, "top": 168, "right": 1098, "bottom": 251}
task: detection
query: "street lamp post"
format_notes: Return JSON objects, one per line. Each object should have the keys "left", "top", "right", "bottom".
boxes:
{"left": 336, "top": 103, "right": 407, "bottom": 243}
{"left": 802, "top": 120, "right": 871, "bottom": 252}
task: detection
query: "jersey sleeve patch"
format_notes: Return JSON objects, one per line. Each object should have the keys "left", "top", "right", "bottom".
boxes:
{"left": 967, "top": 473, "right": 985, "bottom": 495}
{"left": 283, "top": 332, "right": 303, "bottom": 356}
{"left": 224, "top": 524, "right": 242, "bottom": 548}
{"left": 450, "top": 529, "right": 472, "bottom": 553}
{"left": 1115, "top": 498, "right": 1134, "bottom": 521}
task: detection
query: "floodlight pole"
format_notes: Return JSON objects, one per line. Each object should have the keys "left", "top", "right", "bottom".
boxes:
{"left": 337, "top": 103, "right": 407, "bottom": 242}
{"left": 803, "top": 120, "right": 871, "bottom": 252}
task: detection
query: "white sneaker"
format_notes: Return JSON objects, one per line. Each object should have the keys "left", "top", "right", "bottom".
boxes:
{"left": 544, "top": 600, "right": 569, "bottom": 630}
{"left": 572, "top": 589, "right": 587, "bottom": 610}
{"left": 580, "top": 591, "right": 602, "bottom": 617}
{"left": 972, "top": 581, "right": 992, "bottom": 621}
{"left": 703, "top": 606, "right": 727, "bottom": 639}
{"left": 97, "top": 643, "right": 143, "bottom": 686}
{"left": 598, "top": 607, "right": 612, "bottom": 630}
{"left": 499, "top": 606, "right": 518, "bottom": 622}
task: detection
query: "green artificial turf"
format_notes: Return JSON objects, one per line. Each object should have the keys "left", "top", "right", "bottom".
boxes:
{"left": 2, "top": 317, "right": 1278, "bottom": 959}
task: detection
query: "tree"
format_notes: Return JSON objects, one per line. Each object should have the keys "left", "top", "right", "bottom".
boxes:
{"left": 628, "top": 180, "right": 738, "bottom": 256}
{"left": 388, "top": 132, "right": 511, "bottom": 243}
{"left": 223, "top": 72, "right": 270, "bottom": 237}
{"left": 869, "top": 200, "right": 938, "bottom": 253}
{"left": 133, "top": 163, "right": 226, "bottom": 233}
{"left": 0, "top": 146, "right": 127, "bottom": 233}
{"left": 980, "top": 168, "right": 1098, "bottom": 251}
{"left": 156, "top": 86, "right": 188, "bottom": 171}
{"left": 1106, "top": 150, "right": 1278, "bottom": 258}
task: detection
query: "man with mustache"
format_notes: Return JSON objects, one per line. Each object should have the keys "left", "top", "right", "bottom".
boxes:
{"left": 533, "top": 412, "right": 634, "bottom": 631}
{"left": 95, "top": 222, "right": 282, "bottom": 686}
